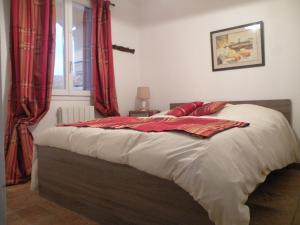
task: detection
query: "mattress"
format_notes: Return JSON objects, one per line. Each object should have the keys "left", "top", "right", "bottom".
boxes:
{"left": 33, "top": 104, "right": 300, "bottom": 225}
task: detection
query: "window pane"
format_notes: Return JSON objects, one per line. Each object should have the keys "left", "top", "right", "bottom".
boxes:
{"left": 53, "top": 0, "right": 65, "bottom": 90}
{"left": 72, "top": 2, "right": 92, "bottom": 91}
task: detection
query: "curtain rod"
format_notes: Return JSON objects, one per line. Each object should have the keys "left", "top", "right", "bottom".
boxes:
{"left": 112, "top": 45, "right": 135, "bottom": 54}
{"left": 110, "top": 2, "right": 116, "bottom": 7}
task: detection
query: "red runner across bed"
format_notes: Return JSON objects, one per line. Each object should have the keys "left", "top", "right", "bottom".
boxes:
{"left": 62, "top": 116, "right": 249, "bottom": 138}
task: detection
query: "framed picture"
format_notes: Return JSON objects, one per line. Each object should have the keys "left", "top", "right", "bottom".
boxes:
{"left": 210, "top": 21, "right": 265, "bottom": 71}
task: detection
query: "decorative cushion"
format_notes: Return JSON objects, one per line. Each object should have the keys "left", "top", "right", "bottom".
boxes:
{"left": 189, "top": 101, "right": 226, "bottom": 116}
{"left": 167, "top": 102, "right": 204, "bottom": 117}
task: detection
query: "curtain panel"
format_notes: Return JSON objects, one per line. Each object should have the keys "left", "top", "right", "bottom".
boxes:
{"left": 92, "top": 0, "right": 119, "bottom": 116}
{"left": 83, "top": 7, "right": 93, "bottom": 91}
{"left": 5, "top": 0, "right": 56, "bottom": 185}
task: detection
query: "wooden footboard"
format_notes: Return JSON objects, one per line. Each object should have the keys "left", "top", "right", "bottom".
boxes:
{"left": 37, "top": 146, "right": 300, "bottom": 225}
{"left": 37, "top": 145, "right": 214, "bottom": 225}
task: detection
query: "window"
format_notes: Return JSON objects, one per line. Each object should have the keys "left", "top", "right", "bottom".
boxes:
{"left": 53, "top": 0, "right": 92, "bottom": 96}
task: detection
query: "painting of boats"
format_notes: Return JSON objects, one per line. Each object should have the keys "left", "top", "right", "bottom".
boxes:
{"left": 210, "top": 21, "right": 265, "bottom": 71}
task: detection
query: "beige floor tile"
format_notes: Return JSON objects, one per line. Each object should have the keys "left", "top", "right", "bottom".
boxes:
{"left": 6, "top": 182, "right": 99, "bottom": 225}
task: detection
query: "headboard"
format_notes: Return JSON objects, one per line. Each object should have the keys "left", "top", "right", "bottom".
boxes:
{"left": 170, "top": 99, "right": 292, "bottom": 124}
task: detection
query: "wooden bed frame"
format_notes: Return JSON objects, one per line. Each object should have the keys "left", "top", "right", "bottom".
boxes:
{"left": 37, "top": 99, "right": 292, "bottom": 225}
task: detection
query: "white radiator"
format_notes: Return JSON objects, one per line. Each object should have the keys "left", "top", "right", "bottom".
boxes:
{"left": 57, "top": 106, "right": 95, "bottom": 125}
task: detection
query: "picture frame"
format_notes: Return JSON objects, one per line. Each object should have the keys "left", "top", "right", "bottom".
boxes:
{"left": 210, "top": 21, "right": 265, "bottom": 71}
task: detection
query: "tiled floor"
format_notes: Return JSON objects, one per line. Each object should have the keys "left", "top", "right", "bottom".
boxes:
{"left": 6, "top": 182, "right": 99, "bottom": 225}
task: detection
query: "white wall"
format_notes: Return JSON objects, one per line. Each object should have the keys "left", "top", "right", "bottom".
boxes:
{"left": 111, "top": 0, "right": 141, "bottom": 115}
{"left": 139, "top": 0, "right": 300, "bottom": 137}
{"left": 32, "top": 0, "right": 141, "bottom": 135}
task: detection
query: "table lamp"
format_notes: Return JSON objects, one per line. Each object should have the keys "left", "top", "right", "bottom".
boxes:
{"left": 137, "top": 86, "right": 150, "bottom": 111}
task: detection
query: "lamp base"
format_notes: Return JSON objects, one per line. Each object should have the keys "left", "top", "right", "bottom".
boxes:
{"left": 139, "top": 100, "right": 149, "bottom": 111}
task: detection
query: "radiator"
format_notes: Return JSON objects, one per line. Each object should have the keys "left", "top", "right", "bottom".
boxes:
{"left": 57, "top": 106, "right": 95, "bottom": 125}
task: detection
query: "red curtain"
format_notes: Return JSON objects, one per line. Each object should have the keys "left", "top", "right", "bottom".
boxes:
{"left": 5, "top": 0, "right": 56, "bottom": 185}
{"left": 92, "top": 0, "right": 119, "bottom": 116}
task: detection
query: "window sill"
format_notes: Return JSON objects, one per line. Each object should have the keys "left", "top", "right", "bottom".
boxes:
{"left": 52, "top": 95, "right": 91, "bottom": 102}
{"left": 52, "top": 88, "right": 92, "bottom": 101}
{"left": 52, "top": 89, "right": 91, "bottom": 96}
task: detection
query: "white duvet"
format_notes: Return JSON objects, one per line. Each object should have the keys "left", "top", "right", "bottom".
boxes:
{"left": 33, "top": 104, "right": 300, "bottom": 225}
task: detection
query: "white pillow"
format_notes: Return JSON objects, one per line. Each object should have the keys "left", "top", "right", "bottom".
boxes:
{"left": 150, "top": 110, "right": 175, "bottom": 118}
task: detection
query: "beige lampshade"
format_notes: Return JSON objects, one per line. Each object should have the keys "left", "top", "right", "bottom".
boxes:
{"left": 137, "top": 86, "right": 150, "bottom": 100}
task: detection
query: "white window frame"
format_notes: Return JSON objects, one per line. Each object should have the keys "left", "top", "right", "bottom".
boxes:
{"left": 53, "top": 0, "right": 92, "bottom": 97}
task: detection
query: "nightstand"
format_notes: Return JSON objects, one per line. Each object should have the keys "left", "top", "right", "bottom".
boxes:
{"left": 129, "top": 110, "right": 160, "bottom": 117}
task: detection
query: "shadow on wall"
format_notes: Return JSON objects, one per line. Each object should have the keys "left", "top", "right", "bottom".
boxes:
{"left": 139, "top": 0, "right": 274, "bottom": 26}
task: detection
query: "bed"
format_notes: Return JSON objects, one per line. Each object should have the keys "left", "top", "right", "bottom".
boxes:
{"left": 32, "top": 99, "right": 300, "bottom": 225}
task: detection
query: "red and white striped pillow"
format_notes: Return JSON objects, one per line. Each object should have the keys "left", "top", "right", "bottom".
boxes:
{"left": 189, "top": 101, "right": 226, "bottom": 116}
{"left": 167, "top": 101, "right": 204, "bottom": 117}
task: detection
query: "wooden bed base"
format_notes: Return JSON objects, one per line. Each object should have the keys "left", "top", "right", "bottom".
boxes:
{"left": 38, "top": 146, "right": 213, "bottom": 225}
{"left": 37, "top": 99, "right": 293, "bottom": 225}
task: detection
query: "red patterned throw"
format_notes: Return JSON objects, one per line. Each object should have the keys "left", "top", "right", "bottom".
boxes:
{"left": 62, "top": 116, "right": 249, "bottom": 138}
{"left": 167, "top": 102, "right": 204, "bottom": 117}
